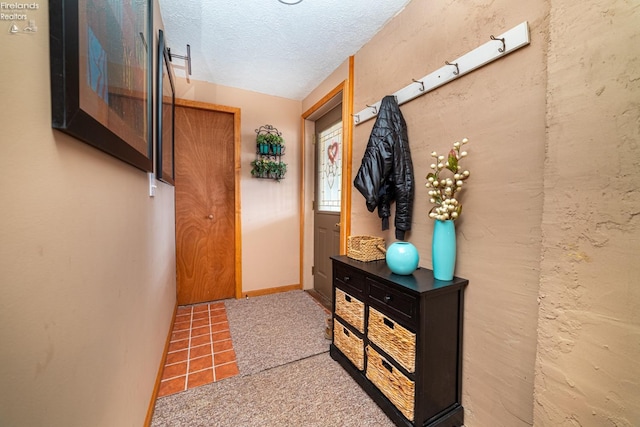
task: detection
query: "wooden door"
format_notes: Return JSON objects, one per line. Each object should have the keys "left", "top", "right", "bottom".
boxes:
{"left": 174, "top": 101, "right": 238, "bottom": 305}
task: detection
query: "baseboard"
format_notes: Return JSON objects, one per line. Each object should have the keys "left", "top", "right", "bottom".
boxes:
{"left": 143, "top": 302, "right": 177, "bottom": 427}
{"left": 241, "top": 283, "right": 302, "bottom": 298}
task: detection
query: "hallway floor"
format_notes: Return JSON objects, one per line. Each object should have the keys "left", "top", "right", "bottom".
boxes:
{"left": 157, "top": 301, "right": 239, "bottom": 398}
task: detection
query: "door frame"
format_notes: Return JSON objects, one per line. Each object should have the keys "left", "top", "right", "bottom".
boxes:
{"left": 175, "top": 98, "right": 243, "bottom": 299}
{"left": 299, "top": 57, "right": 354, "bottom": 290}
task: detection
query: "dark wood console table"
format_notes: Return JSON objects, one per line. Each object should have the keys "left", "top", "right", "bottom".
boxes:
{"left": 330, "top": 255, "right": 468, "bottom": 427}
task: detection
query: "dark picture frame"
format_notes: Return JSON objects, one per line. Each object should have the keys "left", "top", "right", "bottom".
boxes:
{"left": 49, "top": 0, "right": 153, "bottom": 172}
{"left": 156, "top": 29, "right": 175, "bottom": 185}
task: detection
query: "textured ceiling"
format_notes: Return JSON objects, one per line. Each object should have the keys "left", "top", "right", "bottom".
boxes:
{"left": 157, "top": 0, "right": 411, "bottom": 100}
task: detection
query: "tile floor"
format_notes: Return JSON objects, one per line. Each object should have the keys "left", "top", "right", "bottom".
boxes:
{"left": 157, "top": 301, "right": 239, "bottom": 398}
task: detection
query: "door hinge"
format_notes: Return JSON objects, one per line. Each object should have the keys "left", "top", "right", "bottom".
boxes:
{"left": 312, "top": 200, "right": 315, "bottom": 211}
{"left": 311, "top": 266, "right": 315, "bottom": 275}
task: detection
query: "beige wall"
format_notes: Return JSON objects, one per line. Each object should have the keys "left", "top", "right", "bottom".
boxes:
{"left": 0, "top": 1, "right": 176, "bottom": 427}
{"left": 535, "top": 1, "right": 640, "bottom": 425}
{"left": 173, "top": 80, "right": 303, "bottom": 293}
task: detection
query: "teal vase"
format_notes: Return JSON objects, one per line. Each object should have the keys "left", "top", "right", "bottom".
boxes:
{"left": 432, "top": 220, "right": 456, "bottom": 280}
{"left": 385, "top": 242, "right": 419, "bottom": 275}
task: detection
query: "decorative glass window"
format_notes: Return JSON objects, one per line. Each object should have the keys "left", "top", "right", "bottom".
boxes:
{"left": 318, "top": 121, "right": 342, "bottom": 212}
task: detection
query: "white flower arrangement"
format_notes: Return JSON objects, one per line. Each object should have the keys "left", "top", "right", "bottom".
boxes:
{"left": 425, "top": 138, "right": 471, "bottom": 221}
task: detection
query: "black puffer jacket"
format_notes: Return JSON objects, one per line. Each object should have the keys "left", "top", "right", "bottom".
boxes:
{"left": 354, "top": 96, "right": 414, "bottom": 240}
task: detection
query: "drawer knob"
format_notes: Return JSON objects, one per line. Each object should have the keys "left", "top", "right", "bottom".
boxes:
{"left": 343, "top": 276, "right": 351, "bottom": 282}
{"left": 384, "top": 295, "right": 393, "bottom": 303}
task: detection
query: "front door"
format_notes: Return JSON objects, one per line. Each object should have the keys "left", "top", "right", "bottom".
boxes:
{"left": 174, "top": 101, "right": 237, "bottom": 305}
{"left": 313, "top": 104, "right": 343, "bottom": 305}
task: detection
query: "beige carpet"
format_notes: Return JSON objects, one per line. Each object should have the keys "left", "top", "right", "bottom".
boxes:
{"left": 151, "top": 352, "right": 395, "bottom": 426}
{"left": 224, "top": 290, "right": 330, "bottom": 376}
{"left": 151, "top": 291, "right": 395, "bottom": 426}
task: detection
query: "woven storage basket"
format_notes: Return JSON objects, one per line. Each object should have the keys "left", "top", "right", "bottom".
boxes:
{"left": 333, "top": 319, "right": 364, "bottom": 371}
{"left": 368, "top": 306, "right": 416, "bottom": 373}
{"left": 366, "top": 345, "right": 415, "bottom": 421}
{"left": 347, "top": 236, "right": 386, "bottom": 262}
{"left": 335, "top": 288, "right": 365, "bottom": 333}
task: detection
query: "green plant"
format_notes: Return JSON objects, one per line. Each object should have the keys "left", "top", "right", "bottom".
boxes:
{"left": 425, "top": 138, "right": 471, "bottom": 221}
{"left": 257, "top": 133, "right": 283, "bottom": 145}
{"left": 250, "top": 159, "right": 269, "bottom": 177}
{"left": 275, "top": 162, "right": 287, "bottom": 180}
{"left": 267, "top": 133, "right": 284, "bottom": 145}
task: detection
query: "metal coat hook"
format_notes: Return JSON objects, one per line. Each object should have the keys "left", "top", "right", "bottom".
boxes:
{"left": 445, "top": 61, "right": 459, "bottom": 76}
{"left": 168, "top": 44, "right": 192, "bottom": 75}
{"left": 366, "top": 104, "right": 378, "bottom": 114}
{"left": 490, "top": 35, "right": 506, "bottom": 53}
{"left": 412, "top": 78, "right": 425, "bottom": 92}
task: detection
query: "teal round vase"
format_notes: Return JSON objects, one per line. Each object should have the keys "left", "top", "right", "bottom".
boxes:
{"left": 432, "top": 220, "right": 456, "bottom": 280}
{"left": 385, "top": 242, "right": 420, "bottom": 275}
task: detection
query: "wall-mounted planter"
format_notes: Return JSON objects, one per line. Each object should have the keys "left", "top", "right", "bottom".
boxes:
{"left": 252, "top": 124, "right": 287, "bottom": 182}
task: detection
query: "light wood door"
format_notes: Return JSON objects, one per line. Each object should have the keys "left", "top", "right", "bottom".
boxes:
{"left": 175, "top": 101, "right": 237, "bottom": 305}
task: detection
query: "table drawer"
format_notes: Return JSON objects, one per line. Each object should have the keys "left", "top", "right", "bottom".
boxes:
{"left": 335, "top": 288, "right": 365, "bottom": 333}
{"left": 334, "top": 262, "right": 366, "bottom": 294}
{"left": 366, "top": 345, "right": 415, "bottom": 422}
{"left": 368, "top": 306, "right": 416, "bottom": 373}
{"left": 333, "top": 318, "right": 364, "bottom": 371}
{"left": 368, "top": 279, "right": 418, "bottom": 326}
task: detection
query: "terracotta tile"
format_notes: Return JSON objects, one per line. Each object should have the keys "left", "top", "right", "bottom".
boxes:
{"left": 165, "top": 349, "right": 188, "bottom": 365}
{"left": 191, "top": 318, "right": 209, "bottom": 328}
{"left": 191, "top": 325, "right": 210, "bottom": 337}
{"left": 175, "top": 313, "right": 191, "bottom": 323}
{"left": 168, "top": 339, "right": 189, "bottom": 353}
{"left": 213, "top": 340, "right": 233, "bottom": 353}
{"left": 215, "top": 362, "right": 239, "bottom": 381}
{"left": 176, "top": 307, "right": 191, "bottom": 315}
{"left": 189, "top": 343, "right": 212, "bottom": 358}
{"left": 187, "top": 369, "right": 214, "bottom": 389}
{"left": 173, "top": 320, "right": 191, "bottom": 332}
{"left": 159, "top": 304, "right": 233, "bottom": 396}
{"left": 190, "top": 334, "right": 211, "bottom": 347}
{"left": 158, "top": 376, "right": 186, "bottom": 397}
{"left": 212, "top": 330, "right": 231, "bottom": 342}
{"left": 192, "top": 310, "right": 209, "bottom": 320}
{"left": 210, "top": 321, "right": 229, "bottom": 333}
{"left": 210, "top": 314, "right": 227, "bottom": 324}
{"left": 171, "top": 330, "right": 190, "bottom": 342}
{"left": 214, "top": 350, "right": 236, "bottom": 365}
{"left": 189, "top": 355, "right": 213, "bottom": 373}
{"left": 192, "top": 304, "right": 209, "bottom": 313}
{"left": 161, "top": 361, "right": 187, "bottom": 380}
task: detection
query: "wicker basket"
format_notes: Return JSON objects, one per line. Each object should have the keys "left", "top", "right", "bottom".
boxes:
{"left": 335, "top": 288, "right": 365, "bottom": 333}
{"left": 347, "top": 236, "right": 386, "bottom": 262}
{"left": 368, "top": 307, "right": 416, "bottom": 373}
{"left": 334, "top": 319, "right": 364, "bottom": 371}
{"left": 366, "top": 345, "right": 415, "bottom": 421}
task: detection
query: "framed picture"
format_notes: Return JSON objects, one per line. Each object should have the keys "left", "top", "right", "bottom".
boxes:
{"left": 156, "top": 29, "right": 175, "bottom": 185}
{"left": 49, "top": 0, "right": 153, "bottom": 172}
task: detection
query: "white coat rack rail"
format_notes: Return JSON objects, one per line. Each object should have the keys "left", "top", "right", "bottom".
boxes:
{"left": 353, "top": 21, "right": 530, "bottom": 125}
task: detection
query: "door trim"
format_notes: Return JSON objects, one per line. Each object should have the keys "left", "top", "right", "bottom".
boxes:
{"left": 299, "top": 56, "right": 354, "bottom": 289}
{"left": 175, "top": 98, "right": 243, "bottom": 299}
